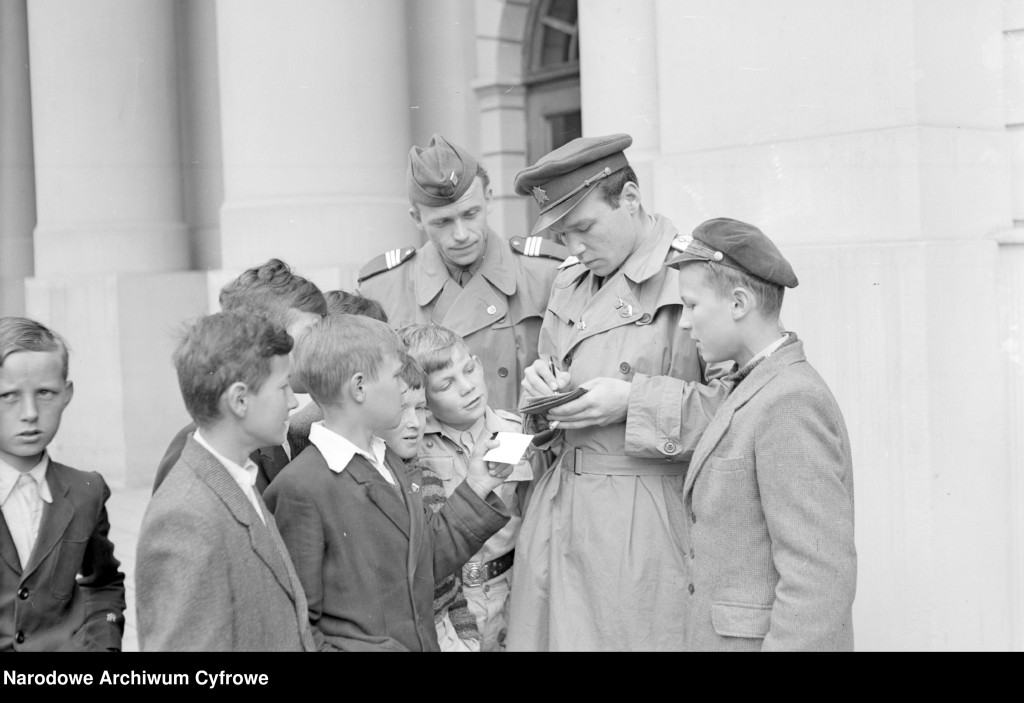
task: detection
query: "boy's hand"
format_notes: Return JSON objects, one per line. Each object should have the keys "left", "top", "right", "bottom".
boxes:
{"left": 464, "top": 437, "right": 514, "bottom": 499}
{"left": 521, "top": 357, "right": 572, "bottom": 400}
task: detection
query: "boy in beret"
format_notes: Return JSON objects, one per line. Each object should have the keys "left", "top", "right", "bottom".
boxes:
{"left": 508, "top": 134, "right": 732, "bottom": 651}
{"left": 667, "top": 217, "right": 856, "bottom": 651}
{"left": 357, "top": 134, "right": 565, "bottom": 413}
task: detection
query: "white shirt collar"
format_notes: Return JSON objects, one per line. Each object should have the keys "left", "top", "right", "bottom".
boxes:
{"left": 309, "top": 422, "right": 392, "bottom": 484}
{"left": 0, "top": 454, "right": 53, "bottom": 505}
{"left": 747, "top": 333, "right": 790, "bottom": 368}
{"left": 192, "top": 429, "right": 259, "bottom": 488}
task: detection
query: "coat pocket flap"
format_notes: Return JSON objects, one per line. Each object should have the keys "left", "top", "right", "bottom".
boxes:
{"left": 711, "top": 601, "right": 772, "bottom": 639}
{"left": 417, "top": 455, "right": 456, "bottom": 481}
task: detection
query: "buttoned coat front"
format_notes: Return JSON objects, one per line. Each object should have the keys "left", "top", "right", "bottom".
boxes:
{"left": 135, "top": 437, "right": 317, "bottom": 652}
{"left": 358, "top": 228, "right": 560, "bottom": 412}
{"left": 680, "top": 336, "right": 856, "bottom": 652}
{"left": 263, "top": 444, "right": 510, "bottom": 652}
{"left": 0, "top": 461, "right": 125, "bottom": 651}
{"left": 507, "top": 214, "right": 728, "bottom": 651}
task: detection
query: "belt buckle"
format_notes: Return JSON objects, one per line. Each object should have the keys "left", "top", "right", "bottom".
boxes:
{"left": 463, "top": 562, "right": 486, "bottom": 588}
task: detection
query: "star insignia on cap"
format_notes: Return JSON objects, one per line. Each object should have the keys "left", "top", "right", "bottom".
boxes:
{"left": 532, "top": 186, "right": 549, "bottom": 205}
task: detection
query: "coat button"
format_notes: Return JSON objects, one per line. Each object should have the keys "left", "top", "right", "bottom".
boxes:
{"left": 486, "top": 305, "right": 497, "bottom": 315}
{"left": 638, "top": 313, "right": 652, "bottom": 324}
{"left": 497, "top": 367, "right": 509, "bottom": 378}
{"left": 15, "top": 630, "right": 25, "bottom": 643}
{"left": 618, "top": 362, "right": 631, "bottom": 374}
{"left": 17, "top": 587, "right": 28, "bottom": 600}
{"left": 688, "top": 584, "right": 695, "bottom": 595}
{"left": 663, "top": 441, "right": 676, "bottom": 453}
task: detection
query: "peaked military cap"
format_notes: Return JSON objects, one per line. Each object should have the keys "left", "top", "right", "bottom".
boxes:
{"left": 408, "top": 134, "right": 479, "bottom": 207}
{"left": 665, "top": 217, "right": 799, "bottom": 288}
{"left": 514, "top": 133, "right": 633, "bottom": 236}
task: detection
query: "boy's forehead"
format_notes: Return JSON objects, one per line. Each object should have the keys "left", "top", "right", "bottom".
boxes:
{"left": 0, "top": 349, "right": 67, "bottom": 381}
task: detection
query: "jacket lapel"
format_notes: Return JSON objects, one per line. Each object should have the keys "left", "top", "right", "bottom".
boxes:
{"left": 684, "top": 338, "right": 806, "bottom": 497}
{"left": 346, "top": 455, "right": 411, "bottom": 540}
{"left": 0, "top": 513, "right": 21, "bottom": 576}
{"left": 182, "top": 438, "right": 296, "bottom": 601}
{"left": 22, "top": 466, "right": 74, "bottom": 581}
{"left": 386, "top": 449, "right": 421, "bottom": 583}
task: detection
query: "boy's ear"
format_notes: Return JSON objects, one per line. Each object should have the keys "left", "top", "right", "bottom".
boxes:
{"left": 348, "top": 372, "right": 365, "bottom": 405}
{"left": 224, "top": 381, "right": 249, "bottom": 419}
{"left": 731, "top": 287, "right": 753, "bottom": 320}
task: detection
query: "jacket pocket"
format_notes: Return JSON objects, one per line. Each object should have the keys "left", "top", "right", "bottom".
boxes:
{"left": 711, "top": 601, "right": 772, "bottom": 639}
{"left": 707, "top": 455, "right": 749, "bottom": 474}
{"left": 417, "top": 455, "right": 456, "bottom": 481}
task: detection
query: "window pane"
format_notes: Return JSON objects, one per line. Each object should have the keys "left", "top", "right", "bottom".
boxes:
{"left": 549, "top": 111, "right": 582, "bottom": 151}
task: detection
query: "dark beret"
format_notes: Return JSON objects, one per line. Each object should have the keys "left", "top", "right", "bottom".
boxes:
{"left": 513, "top": 133, "right": 633, "bottom": 235}
{"left": 407, "top": 134, "right": 479, "bottom": 207}
{"left": 666, "top": 218, "right": 799, "bottom": 288}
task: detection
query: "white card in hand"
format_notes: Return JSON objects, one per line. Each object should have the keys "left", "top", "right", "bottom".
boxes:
{"left": 483, "top": 432, "right": 534, "bottom": 479}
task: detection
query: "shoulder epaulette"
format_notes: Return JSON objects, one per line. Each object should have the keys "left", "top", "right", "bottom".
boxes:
{"left": 509, "top": 236, "right": 568, "bottom": 263}
{"left": 357, "top": 247, "right": 416, "bottom": 283}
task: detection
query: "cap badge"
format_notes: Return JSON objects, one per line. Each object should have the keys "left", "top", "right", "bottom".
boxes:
{"left": 670, "top": 235, "right": 693, "bottom": 253}
{"left": 532, "top": 186, "right": 550, "bottom": 205}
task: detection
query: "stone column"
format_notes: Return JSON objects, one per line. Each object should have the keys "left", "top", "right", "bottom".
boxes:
{"left": 473, "top": 0, "right": 532, "bottom": 239}
{"left": 25, "top": 0, "right": 206, "bottom": 487}
{"left": 216, "top": 0, "right": 416, "bottom": 288}
{"left": 0, "top": 0, "right": 35, "bottom": 317}
{"left": 636, "top": 0, "right": 1013, "bottom": 649}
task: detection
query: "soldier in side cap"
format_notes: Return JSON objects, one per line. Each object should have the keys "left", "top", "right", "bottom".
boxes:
{"left": 358, "top": 134, "right": 566, "bottom": 414}
{"left": 506, "top": 134, "right": 734, "bottom": 652}
{"left": 668, "top": 218, "right": 856, "bottom": 651}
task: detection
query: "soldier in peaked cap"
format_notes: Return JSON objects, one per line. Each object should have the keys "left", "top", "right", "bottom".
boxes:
{"left": 668, "top": 218, "right": 856, "bottom": 652}
{"left": 358, "top": 134, "right": 566, "bottom": 414}
{"left": 506, "top": 134, "right": 734, "bottom": 652}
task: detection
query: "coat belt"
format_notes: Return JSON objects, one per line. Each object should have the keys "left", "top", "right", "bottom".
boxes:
{"left": 559, "top": 447, "right": 685, "bottom": 476}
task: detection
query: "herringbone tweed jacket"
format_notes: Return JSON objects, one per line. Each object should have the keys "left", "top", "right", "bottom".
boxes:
{"left": 680, "top": 335, "right": 856, "bottom": 651}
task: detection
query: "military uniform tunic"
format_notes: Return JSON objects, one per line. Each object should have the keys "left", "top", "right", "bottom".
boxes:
{"left": 358, "top": 228, "right": 563, "bottom": 412}
{"left": 506, "top": 214, "right": 730, "bottom": 651}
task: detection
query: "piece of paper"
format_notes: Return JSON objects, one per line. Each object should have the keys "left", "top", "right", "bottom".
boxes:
{"left": 483, "top": 432, "right": 534, "bottom": 479}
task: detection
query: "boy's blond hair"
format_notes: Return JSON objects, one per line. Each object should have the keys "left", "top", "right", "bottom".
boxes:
{"left": 297, "top": 313, "right": 403, "bottom": 407}
{"left": 397, "top": 323, "right": 471, "bottom": 377}
{"left": 0, "top": 316, "right": 71, "bottom": 380}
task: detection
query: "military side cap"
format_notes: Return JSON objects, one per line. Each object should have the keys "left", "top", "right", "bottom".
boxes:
{"left": 514, "top": 133, "right": 633, "bottom": 236}
{"left": 509, "top": 235, "right": 568, "bottom": 262}
{"left": 357, "top": 246, "right": 416, "bottom": 283}
{"left": 407, "top": 134, "right": 478, "bottom": 207}
{"left": 666, "top": 218, "right": 799, "bottom": 288}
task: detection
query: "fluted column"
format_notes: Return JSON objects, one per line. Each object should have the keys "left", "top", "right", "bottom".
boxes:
{"left": 216, "top": 0, "right": 416, "bottom": 285}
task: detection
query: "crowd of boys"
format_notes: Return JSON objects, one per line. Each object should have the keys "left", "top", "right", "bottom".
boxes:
{"left": 0, "top": 132, "right": 856, "bottom": 652}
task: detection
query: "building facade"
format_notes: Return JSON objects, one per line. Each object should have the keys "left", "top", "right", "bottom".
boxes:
{"left": 0, "top": 0, "right": 1021, "bottom": 650}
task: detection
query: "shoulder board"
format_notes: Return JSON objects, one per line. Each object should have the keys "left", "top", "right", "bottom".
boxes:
{"left": 357, "top": 247, "right": 416, "bottom": 283}
{"left": 509, "top": 236, "right": 568, "bottom": 262}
